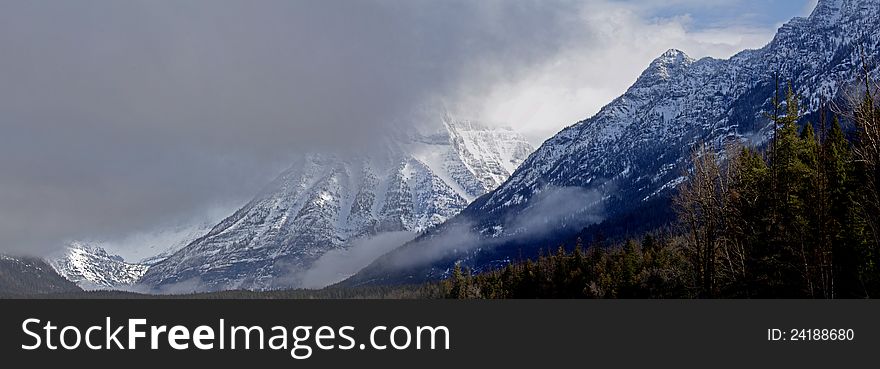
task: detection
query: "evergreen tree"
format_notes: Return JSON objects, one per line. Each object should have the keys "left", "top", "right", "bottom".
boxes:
{"left": 449, "top": 264, "right": 467, "bottom": 299}
{"left": 820, "top": 116, "right": 861, "bottom": 297}
{"left": 799, "top": 122, "right": 825, "bottom": 297}
{"left": 765, "top": 84, "right": 816, "bottom": 296}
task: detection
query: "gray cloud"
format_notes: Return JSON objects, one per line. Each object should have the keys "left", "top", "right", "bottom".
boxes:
{"left": 298, "top": 231, "right": 417, "bottom": 289}
{"left": 345, "top": 186, "right": 607, "bottom": 281}
{"left": 374, "top": 221, "right": 485, "bottom": 273}
{"left": 507, "top": 186, "right": 606, "bottom": 237}
{"left": 0, "top": 0, "right": 586, "bottom": 256}
{"left": 0, "top": 0, "right": 805, "bottom": 257}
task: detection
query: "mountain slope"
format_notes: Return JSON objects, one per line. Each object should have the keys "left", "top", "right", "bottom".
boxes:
{"left": 344, "top": 0, "right": 880, "bottom": 285}
{"left": 139, "top": 117, "right": 533, "bottom": 291}
{"left": 0, "top": 255, "right": 82, "bottom": 296}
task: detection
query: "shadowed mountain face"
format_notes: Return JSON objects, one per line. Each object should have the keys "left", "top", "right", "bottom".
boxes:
{"left": 343, "top": 0, "right": 880, "bottom": 286}
{"left": 0, "top": 255, "right": 82, "bottom": 296}
{"left": 139, "top": 117, "right": 533, "bottom": 292}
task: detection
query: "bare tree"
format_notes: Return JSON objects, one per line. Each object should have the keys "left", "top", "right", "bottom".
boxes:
{"left": 838, "top": 57, "right": 880, "bottom": 253}
{"left": 674, "top": 142, "right": 739, "bottom": 297}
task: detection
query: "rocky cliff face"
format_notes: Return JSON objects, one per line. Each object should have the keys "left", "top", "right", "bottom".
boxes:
{"left": 49, "top": 242, "right": 149, "bottom": 290}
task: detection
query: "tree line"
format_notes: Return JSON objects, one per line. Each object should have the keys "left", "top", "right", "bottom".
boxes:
{"left": 676, "top": 79, "right": 879, "bottom": 298}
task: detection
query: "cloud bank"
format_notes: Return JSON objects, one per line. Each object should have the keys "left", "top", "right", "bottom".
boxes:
{"left": 0, "top": 0, "right": 812, "bottom": 256}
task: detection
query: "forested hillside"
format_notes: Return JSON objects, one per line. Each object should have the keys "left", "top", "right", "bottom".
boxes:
{"left": 442, "top": 78, "right": 880, "bottom": 299}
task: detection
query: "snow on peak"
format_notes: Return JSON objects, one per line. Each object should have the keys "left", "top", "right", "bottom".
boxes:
{"left": 439, "top": 114, "right": 534, "bottom": 195}
{"left": 811, "top": 0, "right": 848, "bottom": 18}
{"left": 638, "top": 49, "right": 695, "bottom": 83}
{"left": 659, "top": 48, "right": 690, "bottom": 61}
{"left": 808, "top": 0, "right": 878, "bottom": 26}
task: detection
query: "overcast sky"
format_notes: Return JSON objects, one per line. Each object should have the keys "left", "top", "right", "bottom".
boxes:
{"left": 0, "top": 0, "right": 816, "bottom": 257}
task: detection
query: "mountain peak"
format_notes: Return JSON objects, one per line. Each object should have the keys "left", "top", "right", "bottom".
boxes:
{"left": 660, "top": 48, "right": 689, "bottom": 59}
{"left": 442, "top": 115, "right": 517, "bottom": 134}
{"left": 442, "top": 115, "right": 490, "bottom": 132}
{"left": 654, "top": 49, "right": 693, "bottom": 67}
{"left": 809, "top": 0, "right": 878, "bottom": 23}
{"left": 812, "top": 0, "right": 845, "bottom": 15}
{"left": 638, "top": 49, "right": 694, "bottom": 83}
{"left": 68, "top": 241, "right": 111, "bottom": 258}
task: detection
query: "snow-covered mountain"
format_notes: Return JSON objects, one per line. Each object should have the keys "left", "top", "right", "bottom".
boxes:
{"left": 49, "top": 242, "right": 149, "bottom": 290}
{"left": 139, "top": 116, "right": 533, "bottom": 291}
{"left": 344, "top": 0, "right": 880, "bottom": 285}
{"left": 479, "top": 0, "right": 879, "bottom": 222}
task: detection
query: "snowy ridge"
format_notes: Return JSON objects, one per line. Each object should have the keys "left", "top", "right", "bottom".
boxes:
{"left": 49, "top": 242, "right": 149, "bottom": 290}
{"left": 46, "top": 221, "right": 214, "bottom": 289}
{"left": 474, "top": 0, "right": 880, "bottom": 220}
